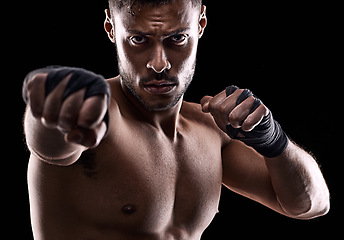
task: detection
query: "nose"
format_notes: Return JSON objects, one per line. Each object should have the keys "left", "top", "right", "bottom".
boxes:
{"left": 146, "top": 44, "right": 171, "bottom": 73}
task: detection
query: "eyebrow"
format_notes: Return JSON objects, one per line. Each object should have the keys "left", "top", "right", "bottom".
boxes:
{"left": 127, "top": 28, "right": 190, "bottom": 37}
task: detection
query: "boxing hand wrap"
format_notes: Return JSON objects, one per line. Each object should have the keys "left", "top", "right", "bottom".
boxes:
{"left": 225, "top": 85, "right": 288, "bottom": 158}
{"left": 22, "top": 66, "right": 111, "bottom": 132}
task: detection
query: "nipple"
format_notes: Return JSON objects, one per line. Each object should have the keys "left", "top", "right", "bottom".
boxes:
{"left": 121, "top": 204, "right": 137, "bottom": 214}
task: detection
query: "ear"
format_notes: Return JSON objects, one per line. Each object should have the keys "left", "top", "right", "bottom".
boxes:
{"left": 198, "top": 5, "right": 207, "bottom": 38}
{"left": 104, "top": 9, "right": 115, "bottom": 43}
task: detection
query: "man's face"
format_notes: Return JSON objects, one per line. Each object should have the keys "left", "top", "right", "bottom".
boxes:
{"left": 107, "top": 0, "right": 206, "bottom": 111}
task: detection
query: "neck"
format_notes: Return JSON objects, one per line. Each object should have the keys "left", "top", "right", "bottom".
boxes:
{"left": 119, "top": 78, "right": 182, "bottom": 140}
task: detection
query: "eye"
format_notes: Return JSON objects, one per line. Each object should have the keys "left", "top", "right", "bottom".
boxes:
{"left": 169, "top": 34, "right": 189, "bottom": 45}
{"left": 129, "top": 35, "right": 147, "bottom": 45}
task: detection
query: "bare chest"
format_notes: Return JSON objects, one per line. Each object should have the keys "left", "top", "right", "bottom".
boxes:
{"left": 74, "top": 124, "right": 223, "bottom": 234}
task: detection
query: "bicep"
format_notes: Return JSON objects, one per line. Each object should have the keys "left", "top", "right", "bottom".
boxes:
{"left": 221, "top": 139, "right": 287, "bottom": 215}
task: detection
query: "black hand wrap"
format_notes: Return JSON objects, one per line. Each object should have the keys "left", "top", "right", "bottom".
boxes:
{"left": 225, "top": 85, "right": 288, "bottom": 158}
{"left": 22, "top": 66, "right": 111, "bottom": 131}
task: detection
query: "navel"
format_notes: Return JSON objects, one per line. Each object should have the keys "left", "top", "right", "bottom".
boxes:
{"left": 121, "top": 204, "right": 137, "bottom": 215}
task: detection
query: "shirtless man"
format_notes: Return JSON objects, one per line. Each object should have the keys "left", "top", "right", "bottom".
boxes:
{"left": 23, "top": 0, "right": 330, "bottom": 239}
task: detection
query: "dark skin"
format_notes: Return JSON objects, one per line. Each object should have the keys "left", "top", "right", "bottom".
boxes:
{"left": 24, "top": 1, "right": 329, "bottom": 239}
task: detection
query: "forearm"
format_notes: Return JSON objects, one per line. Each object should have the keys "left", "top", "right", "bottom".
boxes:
{"left": 203, "top": 85, "right": 329, "bottom": 219}
{"left": 24, "top": 107, "right": 86, "bottom": 165}
{"left": 265, "top": 140, "right": 330, "bottom": 219}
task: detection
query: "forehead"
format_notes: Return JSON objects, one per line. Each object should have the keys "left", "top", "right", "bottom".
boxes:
{"left": 113, "top": 1, "right": 200, "bottom": 35}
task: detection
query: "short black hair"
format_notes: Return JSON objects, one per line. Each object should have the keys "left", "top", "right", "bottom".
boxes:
{"left": 108, "top": 0, "right": 202, "bottom": 15}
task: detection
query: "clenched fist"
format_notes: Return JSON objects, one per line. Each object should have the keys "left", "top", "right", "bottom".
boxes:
{"left": 201, "top": 85, "right": 288, "bottom": 158}
{"left": 23, "top": 66, "right": 110, "bottom": 148}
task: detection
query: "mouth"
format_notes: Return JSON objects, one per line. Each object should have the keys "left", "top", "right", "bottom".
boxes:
{"left": 143, "top": 80, "right": 177, "bottom": 94}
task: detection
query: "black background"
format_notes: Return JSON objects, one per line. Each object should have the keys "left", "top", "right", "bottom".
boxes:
{"left": 6, "top": 0, "right": 341, "bottom": 239}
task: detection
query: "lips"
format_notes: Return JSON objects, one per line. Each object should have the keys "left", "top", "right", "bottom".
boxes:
{"left": 143, "top": 80, "right": 177, "bottom": 94}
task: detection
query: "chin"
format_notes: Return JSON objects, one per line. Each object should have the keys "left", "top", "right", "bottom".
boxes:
{"left": 140, "top": 92, "right": 184, "bottom": 112}
{"left": 142, "top": 99, "right": 181, "bottom": 112}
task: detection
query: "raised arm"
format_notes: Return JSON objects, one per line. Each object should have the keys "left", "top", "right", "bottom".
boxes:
{"left": 201, "top": 86, "right": 330, "bottom": 219}
{"left": 23, "top": 66, "right": 110, "bottom": 166}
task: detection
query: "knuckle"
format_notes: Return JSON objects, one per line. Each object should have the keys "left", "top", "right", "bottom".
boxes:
{"left": 41, "top": 115, "right": 57, "bottom": 128}
{"left": 78, "top": 97, "right": 106, "bottom": 128}
{"left": 59, "top": 112, "right": 76, "bottom": 127}
{"left": 30, "top": 103, "right": 43, "bottom": 118}
{"left": 79, "top": 115, "right": 98, "bottom": 128}
{"left": 218, "top": 104, "right": 228, "bottom": 115}
{"left": 27, "top": 73, "right": 46, "bottom": 90}
{"left": 228, "top": 112, "right": 237, "bottom": 123}
{"left": 78, "top": 110, "right": 102, "bottom": 128}
{"left": 244, "top": 116, "right": 254, "bottom": 126}
{"left": 241, "top": 119, "right": 255, "bottom": 132}
{"left": 42, "top": 106, "right": 60, "bottom": 127}
{"left": 228, "top": 112, "right": 240, "bottom": 128}
{"left": 26, "top": 78, "right": 37, "bottom": 93}
{"left": 208, "top": 100, "right": 217, "bottom": 113}
{"left": 247, "top": 95, "right": 255, "bottom": 102}
{"left": 262, "top": 104, "right": 269, "bottom": 115}
{"left": 233, "top": 89, "right": 244, "bottom": 97}
{"left": 43, "top": 112, "right": 58, "bottom": 124}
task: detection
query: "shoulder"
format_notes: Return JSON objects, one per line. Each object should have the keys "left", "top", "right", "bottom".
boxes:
{"left": 181, "top": 101, "right": 230, "bottom": 145}
{"left": 180, "top": 101, "right": 211, "bottom": 124}
{"left": 106, "top": 76, "right": 122, "bottom": 103}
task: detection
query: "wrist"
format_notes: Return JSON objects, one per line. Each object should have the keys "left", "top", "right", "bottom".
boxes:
{"left": 227, "top": 112, "right": 289, "bottom": 158}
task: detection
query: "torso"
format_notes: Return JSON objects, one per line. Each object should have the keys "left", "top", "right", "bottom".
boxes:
{"left": 28, "top": 78, "right": 229, "bottom": 239}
